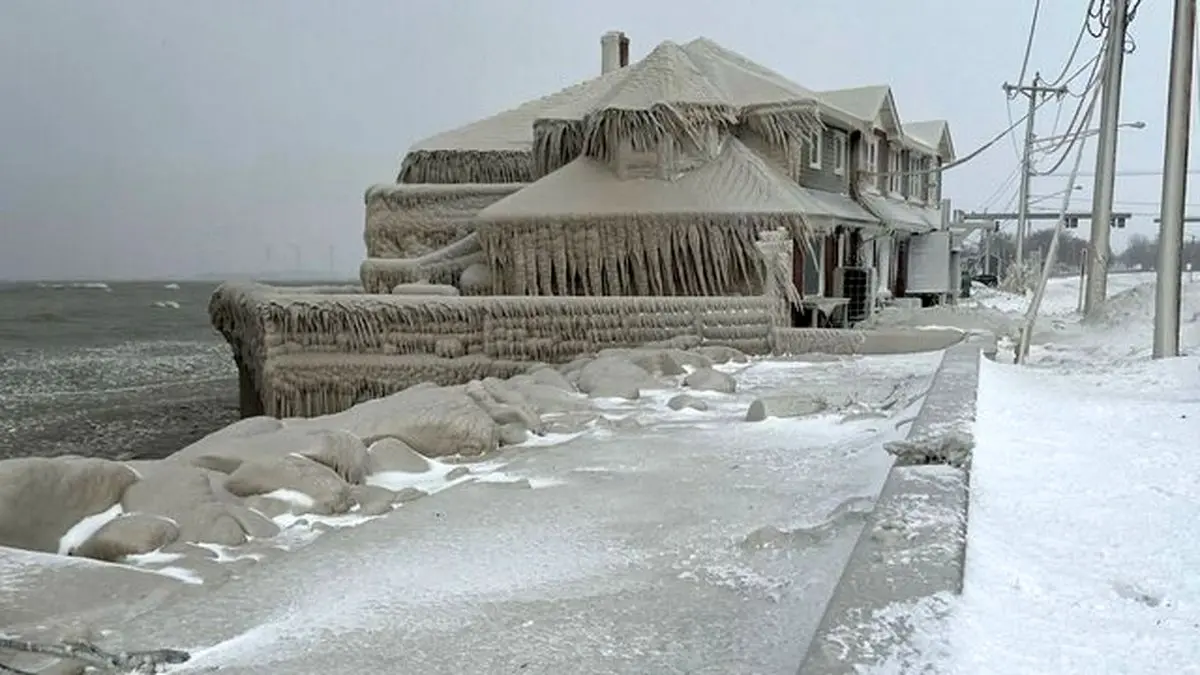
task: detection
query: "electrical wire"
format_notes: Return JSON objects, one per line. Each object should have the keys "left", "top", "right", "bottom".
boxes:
{"left": 1040, "top": 169, "right": 1200, "bottom": 178}
{"left": 1048, "top": 92, "right": 1067, "bottom": 139}
{"left": 1038, "top": 1, "right": 1109, "bottom": 169}
{"left": 1006, "top": 0, "right": 1046, "bottom": 163}
{"left": 1005, "top": 98, "right": 1025, "bottom": 162}
{"left": 1030, "top": 48, "right": 1107, "bottom": 173}
{"left": 1016, "top": 0, "right": 1043, "bottom": 89}
{"left": 1016, "top": 72, "right": 1101, "bottom": 357}
{"left": 1032, "top": 82, "right": 1104, "bottom": 176}
{"left": 913, "top": 96, "right": 1057, "bottom": 177}
{"left": 977, "top": 164, "right": 1023, "bottom": 212}
{"left": 1087, "top": 0, "right": 1107, "bottom": 38}
{"left": 1036, "top": 0, "right": 1146, "bottom": 176}
{"left": 1045, "top": 8, "right": 1095, "bottom": 87}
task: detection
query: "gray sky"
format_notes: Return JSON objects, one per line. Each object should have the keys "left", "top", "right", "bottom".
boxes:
{"left": 0, "top": 0, "right": 1191, "bottom": 280}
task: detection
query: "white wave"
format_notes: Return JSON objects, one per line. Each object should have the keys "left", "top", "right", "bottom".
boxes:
{"left": 37, "top": 281, "right": 112, "bottom": 291}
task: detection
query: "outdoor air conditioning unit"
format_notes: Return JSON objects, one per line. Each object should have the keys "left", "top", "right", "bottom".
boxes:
{"left": 833, "top": 266, "right": 877, "bottom": 324}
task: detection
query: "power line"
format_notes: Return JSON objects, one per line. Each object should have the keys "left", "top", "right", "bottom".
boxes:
{"left": 1087, "top": 0, "right": 1107, "bottom": 38}
{"left": 869, "top": 94, "right": 1055, "bottom": 181}
{"left": 1032, "top": 50, "right": 1106, "bottom": 167}
{"left": 1007, "top": 0, "right": 1044, "bottom": 162}
{"left": 1046, "top": 7, "right": 1096, "bottom": 86}
{"left": 1037, "top": 169, "right": 1200, "bottom": 177}
{"left": 1109, "top": 199, "right": 1200, "bottom": 206}
{"left": 1016, "top": 0, "right": 1042, "bottom": 86}
{"left": 977, "top": 164, "right": 1023, "bottom": 211}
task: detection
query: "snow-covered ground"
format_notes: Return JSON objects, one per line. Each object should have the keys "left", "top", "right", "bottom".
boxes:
{"left": 8, "top": 351, "right": 940, "bottom": 675}
{"left": 860, "top": 271, "right": 1200, "bottom": 675}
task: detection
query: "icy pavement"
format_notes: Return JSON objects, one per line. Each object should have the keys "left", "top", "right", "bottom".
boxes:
{"left": 851, "top": 273, "right": 1200, "bottom": 675}
{"left": 28, "top": 351, "right": 940, "bottom": 675}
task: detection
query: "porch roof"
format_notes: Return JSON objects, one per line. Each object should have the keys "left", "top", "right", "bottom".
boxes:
{"left": 797, "top": 187, "right": 880, "bottom": 229}
{"left": 858, "top": 193, "right": 940, "bottom": 233}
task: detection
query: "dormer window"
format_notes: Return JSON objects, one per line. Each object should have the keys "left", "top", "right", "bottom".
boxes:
{"left": 805, "top": 129, "right": 822, "bottom": 169}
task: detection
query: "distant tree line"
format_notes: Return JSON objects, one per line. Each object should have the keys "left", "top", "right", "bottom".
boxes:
{"left": 963, "top": 228, "right": 1200, "bottom": 276}
{"left": 1116, "top": 233, "right": 1200, "bottom": 271}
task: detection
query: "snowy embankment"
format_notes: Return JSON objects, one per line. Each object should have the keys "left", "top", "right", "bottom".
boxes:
{"left": 858, "top": 272, "right": 1200, "bottom": 674}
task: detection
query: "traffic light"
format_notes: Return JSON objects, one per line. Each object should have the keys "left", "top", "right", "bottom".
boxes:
{"left": 1066, "top": 216, "right": 1079, "bottom": 229}
{"left": 1112, "top": 216, "right": 1126, "bottom": 229}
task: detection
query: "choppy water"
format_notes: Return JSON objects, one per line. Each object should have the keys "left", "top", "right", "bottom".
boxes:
{"left": 0, "top": 281, "right": 238, "bottom": 460}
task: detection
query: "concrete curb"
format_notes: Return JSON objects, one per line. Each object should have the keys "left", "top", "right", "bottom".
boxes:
{"left": 772, "top": 327, "right": 970, "bottom": 356}
{"left": 797, "top": 335, "right": 990, "bottom": 674}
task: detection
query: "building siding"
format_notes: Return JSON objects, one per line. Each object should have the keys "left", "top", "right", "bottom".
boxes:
{"left": 796, "top": 126, "right": 851, "bottom": 194}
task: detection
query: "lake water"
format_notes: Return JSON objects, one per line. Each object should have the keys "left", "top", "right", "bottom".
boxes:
{"left": 0, "top": 281, "right": 237, "bottom": 460}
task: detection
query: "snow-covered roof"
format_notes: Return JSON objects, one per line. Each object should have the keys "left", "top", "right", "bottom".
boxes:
{"left": 902, "top": 120, "right": 956, "bottom": 161}
{"left": 479, "top": 137, "right": 874, "bottom": 220}
{"left": 859, "top": 192, "right": 941, "bottom": 233}
{"left": 820, "top": 86, "right": 954, "bottom": 159}
{"left": 402, "top": 36, "right": 863, "bottom": 178}
{"left": 818, "top": 85, "right": 905, "bottom": 137}
{"left": 818, "top": 85, "right": 893, "bottom": 123}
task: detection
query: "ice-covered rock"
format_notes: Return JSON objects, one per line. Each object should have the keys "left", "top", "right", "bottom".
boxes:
{"left": 683, "top": 367, "right": 737, "bottom": 394}
{"left": 576, "top": 355, "right": 657, "bottom": 400}
{"left": 745, "top": 395, "right": 827, "bottom": 422}
{"left": 0, "top": 457, "right": 139, "bottom": 553}
{"left": 122, "top": 464, "right": 278, "bottom": 546}
{"left": 667, "top": 394, "right": 710, "bottom": 412}
{"left": 72, "top": 514, "right": 180, "bottom": 562}
{"left": 224, "top": 455, "right": 354, "bottom": 516}
{"left": 367, "top": 438, "right": 430, "bottom": 473}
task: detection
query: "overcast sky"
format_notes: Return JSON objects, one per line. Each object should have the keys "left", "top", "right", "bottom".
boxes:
{"left": 0, "top": 0, "right": 1192, "bottom": 280}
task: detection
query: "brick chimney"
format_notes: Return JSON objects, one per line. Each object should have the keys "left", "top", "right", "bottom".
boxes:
{"left": 601, "top": 31, "right": 629, "bottom": 74}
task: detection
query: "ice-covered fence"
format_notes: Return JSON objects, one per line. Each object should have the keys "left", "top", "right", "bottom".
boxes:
{"left": 363, "top": 183, "right": 523, "bottom": 259}
{"left": 209, "top": 283, "right": 776, "bottom": 418}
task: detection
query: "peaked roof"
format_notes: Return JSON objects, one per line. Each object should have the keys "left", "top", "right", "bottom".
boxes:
{"left": 819, "top": 85, "right": 899, "bottom": 130}
{"left": 587, "top": 41, "right": 732, "bottom": 113}
{"left": 902, "top": 120, "right": 956, "bottom": 160}
{"left": 409, "top": 70, "right": 627, "bottom": 154}
{"left": 478, "top": 136, "right": 874, "bottom": 224}
{"left": 680, "top": 38, "right": 861, "bottom": 128}
{"left": 407, "top": 37, "right": 859, "bottom": 162}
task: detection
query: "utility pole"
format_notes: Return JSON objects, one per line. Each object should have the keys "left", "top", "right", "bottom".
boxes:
{"left": 1083, "top": 0, "right": 1129, "bottom": 317}
{"left": 1154, "top": 0, "right": 1195, "bottom": 358}
{"left": 1003, "top": 74, "right": 1069, "bottom": 286}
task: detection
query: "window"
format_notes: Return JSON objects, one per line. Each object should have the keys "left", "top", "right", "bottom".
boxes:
{"left": 806, "top": 130, "right": 822, "bottom": 169}
{"left": 833, "top": 132, "right": 846, "bottom": 175}
{"left": 866, "top": 138, "right": 877, "bottom": 174}
{"left": 910, "top": 155, "right": 925, "bottom": 199}
{"left": 888, "top": 149, "right": 901, "bottom": 193}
